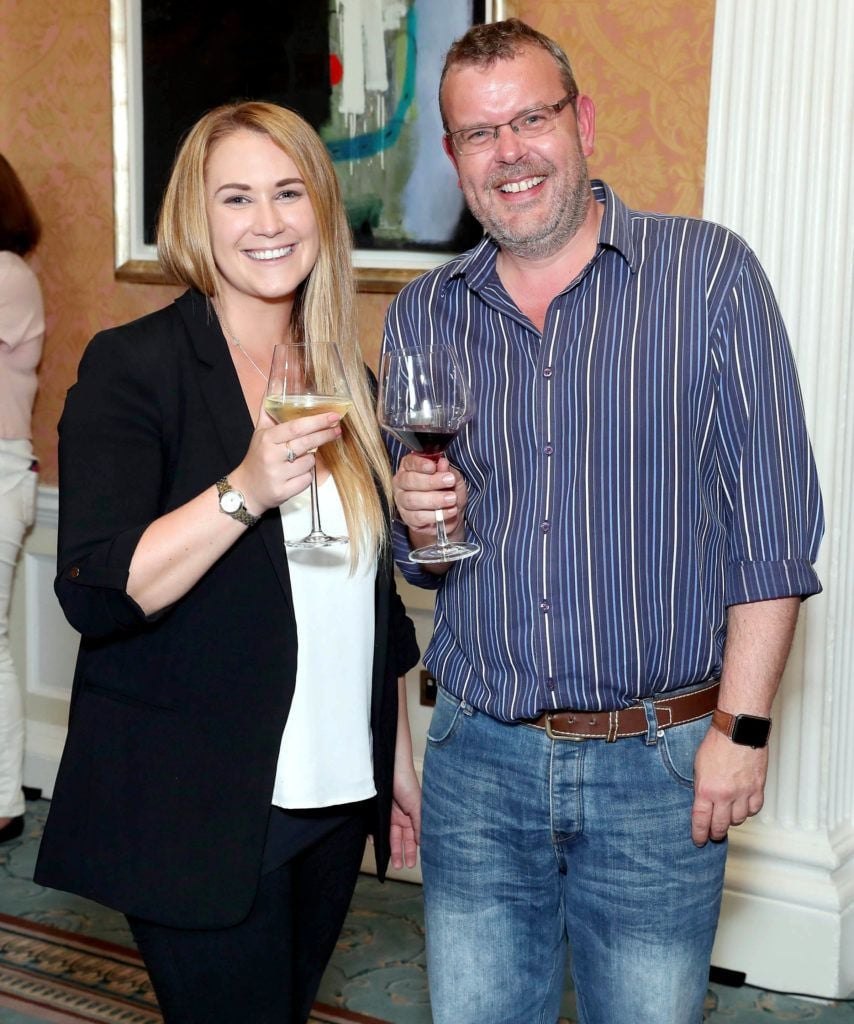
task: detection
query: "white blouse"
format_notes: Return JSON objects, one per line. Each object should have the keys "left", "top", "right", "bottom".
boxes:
{"left": 271, "top": 473, "right": 377, "bottom": 809}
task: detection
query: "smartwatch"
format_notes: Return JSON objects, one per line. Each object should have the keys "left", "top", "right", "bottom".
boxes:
{"left": 216, "top": 477, "right": 260, "bottom": 528}
{"left": 711, "top": 708, "right": 772, "bottom": 749}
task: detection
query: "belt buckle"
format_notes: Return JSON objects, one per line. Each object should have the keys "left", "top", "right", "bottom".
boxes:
{"left": 544, "top": 713, "right": 585, "bottom": 741}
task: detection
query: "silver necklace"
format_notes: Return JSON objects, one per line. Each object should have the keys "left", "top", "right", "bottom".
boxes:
{"left": 215, "top": 307, "right": 268, "bottom": 382}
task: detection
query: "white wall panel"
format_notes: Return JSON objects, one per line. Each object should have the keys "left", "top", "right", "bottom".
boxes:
{"left": 705, "top": 0, "right": 854, "bottom": 997}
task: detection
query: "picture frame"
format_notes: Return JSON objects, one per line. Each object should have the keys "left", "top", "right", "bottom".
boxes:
{"left": 110, "top": 0, "right": 504, "bottom": 293}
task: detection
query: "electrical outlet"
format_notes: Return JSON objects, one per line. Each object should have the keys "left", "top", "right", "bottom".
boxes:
{"left": 420, "top": 669, "right": 437, "bottom": 706}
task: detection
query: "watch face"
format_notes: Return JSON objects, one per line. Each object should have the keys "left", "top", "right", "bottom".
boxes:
{"left": 220, "top": 490, "right": 243, "bottom": 514}
{"left": 732, "top": 715, "right": 771, "bottom": 747}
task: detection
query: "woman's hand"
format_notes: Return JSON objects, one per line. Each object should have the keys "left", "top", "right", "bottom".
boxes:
{"left": 126, "top": 410, "right": 341, "bottom": 615}
{"left": 389, "top": 675, "right": 421, "bottom": 870}
{"left": 390, "top": 758, "right": 422, "bottom": 870}
{"left": 230, "top": 410, "right": 342, "bottom": 517}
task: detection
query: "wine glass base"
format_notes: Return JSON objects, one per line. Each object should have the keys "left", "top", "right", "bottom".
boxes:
{"left": 286, "top": 534, "right": 349, "bottom": 549}
{"left": 409, "top": 541, "right": 479, "bottom": 564}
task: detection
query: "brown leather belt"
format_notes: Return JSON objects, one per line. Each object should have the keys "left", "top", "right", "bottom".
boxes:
{"left": 525, "top": 682, "right": 719, "bottom": 742}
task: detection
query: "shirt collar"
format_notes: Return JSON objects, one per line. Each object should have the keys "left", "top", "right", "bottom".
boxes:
{"left": 443, "top": 178, "right": 640, "bottom": 297}
{"left": 444, "top": 235, "right": 500, "bottom": 294}
{"left": 590, "top": 180, "right": 639, "bottom": 273}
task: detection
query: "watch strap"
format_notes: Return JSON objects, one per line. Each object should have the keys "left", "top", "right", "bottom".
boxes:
{"left": 216, "top": 476, "right": 260, "bottom": 527}
{"left": 711, "top": 708, "right": 737, "bottom": 739}
{"left": 711, "top": 708, "right": 772, "bottom": 748}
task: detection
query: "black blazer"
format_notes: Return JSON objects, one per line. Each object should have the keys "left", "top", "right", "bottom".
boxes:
{"left": 35, "top": 290, "right": 419, "bottom": 929}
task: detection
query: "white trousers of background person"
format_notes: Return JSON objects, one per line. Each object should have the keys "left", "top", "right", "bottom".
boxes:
{"left": 0, "top": 439, "right": 37, "bottom": 819}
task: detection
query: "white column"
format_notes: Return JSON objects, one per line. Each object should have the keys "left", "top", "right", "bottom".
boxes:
{"left": 704, "top": 0, "right": 854, "bottom": 999}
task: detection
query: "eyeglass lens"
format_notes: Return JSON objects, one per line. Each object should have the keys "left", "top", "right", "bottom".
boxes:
{"left": 452, "top": 96, "right": 571, "bottom": 153}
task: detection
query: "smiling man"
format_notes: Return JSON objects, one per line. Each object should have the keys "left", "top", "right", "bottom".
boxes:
{"left": 380, "top": 17, "right": 824, "bottom": 1024}
{"left": 441, "top": 51, "right": 593, "bottom": 269}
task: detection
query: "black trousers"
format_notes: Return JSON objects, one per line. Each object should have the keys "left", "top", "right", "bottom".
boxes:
{"left": 128, "top": 803, "right": 369, "bottom": 1024}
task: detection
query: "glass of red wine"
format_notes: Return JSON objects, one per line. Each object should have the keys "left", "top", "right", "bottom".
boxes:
{"left": 378, "top": 345, "right": 479, "bottom": 563}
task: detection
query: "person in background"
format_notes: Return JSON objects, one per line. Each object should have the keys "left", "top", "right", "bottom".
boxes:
{"left": 0, "top": 154, "right": 44, "bottom": 845}
{"left": 35, "top": 101, "right": 420, "bottom": 1024}
{"left": 383, "top": 19, "right": 824, "bottom": 1024}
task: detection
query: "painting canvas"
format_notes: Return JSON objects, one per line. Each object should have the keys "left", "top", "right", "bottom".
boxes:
{"left": 321, "top": 0, "right": 485, "bottom": 254}
{"left": 114, "top": 0, "right": 500, "bottom": 285}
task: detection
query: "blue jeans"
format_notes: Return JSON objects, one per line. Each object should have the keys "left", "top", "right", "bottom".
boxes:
{"left": 421, "top": 687, "right": 727, "bottom": 1024}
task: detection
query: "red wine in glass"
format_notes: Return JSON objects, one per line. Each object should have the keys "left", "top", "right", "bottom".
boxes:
{"left": 388, "top": 426, "right": 459, "bottom": 460}
{"left": 378, "top": 346, "right": 479, "bottom": 564}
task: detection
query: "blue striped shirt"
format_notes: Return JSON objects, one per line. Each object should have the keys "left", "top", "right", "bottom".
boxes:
{"left": 382, "top": 181, "right": 824, "bottom": 721}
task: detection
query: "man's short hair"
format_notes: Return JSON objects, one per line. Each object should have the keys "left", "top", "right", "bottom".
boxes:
{"left": 439, "top": 18, "right": 579, "bottom": 130}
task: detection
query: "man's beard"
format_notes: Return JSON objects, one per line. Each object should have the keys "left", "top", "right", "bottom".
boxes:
{"left": 463, "top": 153, "right": 592, "bottom": 261}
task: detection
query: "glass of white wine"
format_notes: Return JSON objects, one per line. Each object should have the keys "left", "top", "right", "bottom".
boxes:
{"left": 264, "top": 342, "right": 352, "bottom": 548}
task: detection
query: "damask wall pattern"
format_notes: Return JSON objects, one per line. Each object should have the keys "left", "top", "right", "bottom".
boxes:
{"left": 512, "top": 0, "right": 715, "bottom": 214}
{"left": 0, "top": 0, "right": 714, "bottom": 485}
{"left": 1, "top": 0, "right": 183, "bottom": 485}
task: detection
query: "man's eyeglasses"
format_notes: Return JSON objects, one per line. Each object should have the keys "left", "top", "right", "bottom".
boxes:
{"left": 446, "top": 93, "right": 576, "bottom": 156}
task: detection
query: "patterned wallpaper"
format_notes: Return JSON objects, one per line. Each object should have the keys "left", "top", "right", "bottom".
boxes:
{"left": 1, "top": 0, "right": 183, "bottom": 484}
{"left": 0, "top": 0, "right": 714, "bottom": 484}
{"left": 513, "top": 0, "right": 715, "bottom": 213}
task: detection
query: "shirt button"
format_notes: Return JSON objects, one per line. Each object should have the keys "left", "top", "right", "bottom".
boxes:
{"left": 69, "top": 567, "right": 80, "bottom": 578}
{"left": 543, "top": 366, "right": 554, "bottom": 378}
{"left": 544, "top": 444, "right": 554, "bottom": 456}
{"left": 540, "top": 600, "right": 550, "bottom": 613}
{"left": 547, "top": 677, "right": 556, "bottom": 690}
{"left": 540, "top": 521, "right": 550, "bottom": 534}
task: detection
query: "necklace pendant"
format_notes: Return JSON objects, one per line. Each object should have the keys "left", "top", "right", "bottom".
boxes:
{"left": 215, "top": 305, "right": 268, "bottom": 381}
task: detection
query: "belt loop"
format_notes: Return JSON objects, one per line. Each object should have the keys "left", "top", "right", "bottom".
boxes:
{"left": 641, "top": 698, "right": 659, "bottom": 745}
{"left": 606, "top": 710, "right": 619, "bottom": 743}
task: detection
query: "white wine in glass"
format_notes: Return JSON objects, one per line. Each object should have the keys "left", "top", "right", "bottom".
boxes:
{"left": 378, "top": 345, "right": 479, "bottom": 564}
{"left": 263, "top": 393, "right": 353, "bottom": 422}
{"left": 264, "top": 342, "right": 352, "bottom": 548}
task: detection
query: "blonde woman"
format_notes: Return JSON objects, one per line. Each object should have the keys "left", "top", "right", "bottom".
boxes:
{"left": 36, "top": 103, "right": 420, "bottom": 1024}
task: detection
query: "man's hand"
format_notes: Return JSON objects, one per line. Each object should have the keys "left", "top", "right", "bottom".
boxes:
{"left": 691, "top": 726, "right": 768, "bottom": 845}
{"left": 690, "top": 596, "right": 800, "bottom": 846}
{"left": 392, "top": 453, "right": 469, "bottom": 546}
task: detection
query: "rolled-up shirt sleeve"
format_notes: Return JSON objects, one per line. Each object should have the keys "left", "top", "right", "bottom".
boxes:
{"left": 714, "top": 250, "right": 824, "bottom": 606}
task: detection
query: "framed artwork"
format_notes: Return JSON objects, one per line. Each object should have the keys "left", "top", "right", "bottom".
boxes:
{"left": 110, "top": 0, "right": 504, "bottom": 292}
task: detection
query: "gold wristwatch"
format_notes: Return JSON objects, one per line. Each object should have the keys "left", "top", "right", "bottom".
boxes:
{"left": 216, "top": 477, "right": 260, "bottom": 527}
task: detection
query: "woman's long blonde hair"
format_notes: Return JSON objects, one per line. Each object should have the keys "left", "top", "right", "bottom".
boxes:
{"left": 157, "top": 102, "right": 392, "bottom": 565}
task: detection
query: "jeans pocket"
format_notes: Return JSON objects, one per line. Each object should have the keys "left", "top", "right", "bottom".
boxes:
{"left": 656, "top": 714, "right": 711, "bottom": 788}
{"left": 426, "top": 687, "right": 467, "bottom": 747}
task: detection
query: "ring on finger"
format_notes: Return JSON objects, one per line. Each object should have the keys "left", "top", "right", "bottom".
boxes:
{"left": 285, "top": 443, "right": 296, "bottom": 463}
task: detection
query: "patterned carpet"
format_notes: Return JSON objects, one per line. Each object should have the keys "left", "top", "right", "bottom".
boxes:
{"left": 0, "top": 913, "right": 383, "bottom": 1024}
{"left": 2, "top": 799, "right": 853, "bottom": 1023}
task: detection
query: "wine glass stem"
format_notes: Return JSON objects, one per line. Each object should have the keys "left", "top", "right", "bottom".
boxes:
{"left": 434, "top": 509, "right": 453, "bottom": 549}
{"left": 307, "top": 466, "right": 325, "bottom": 539}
